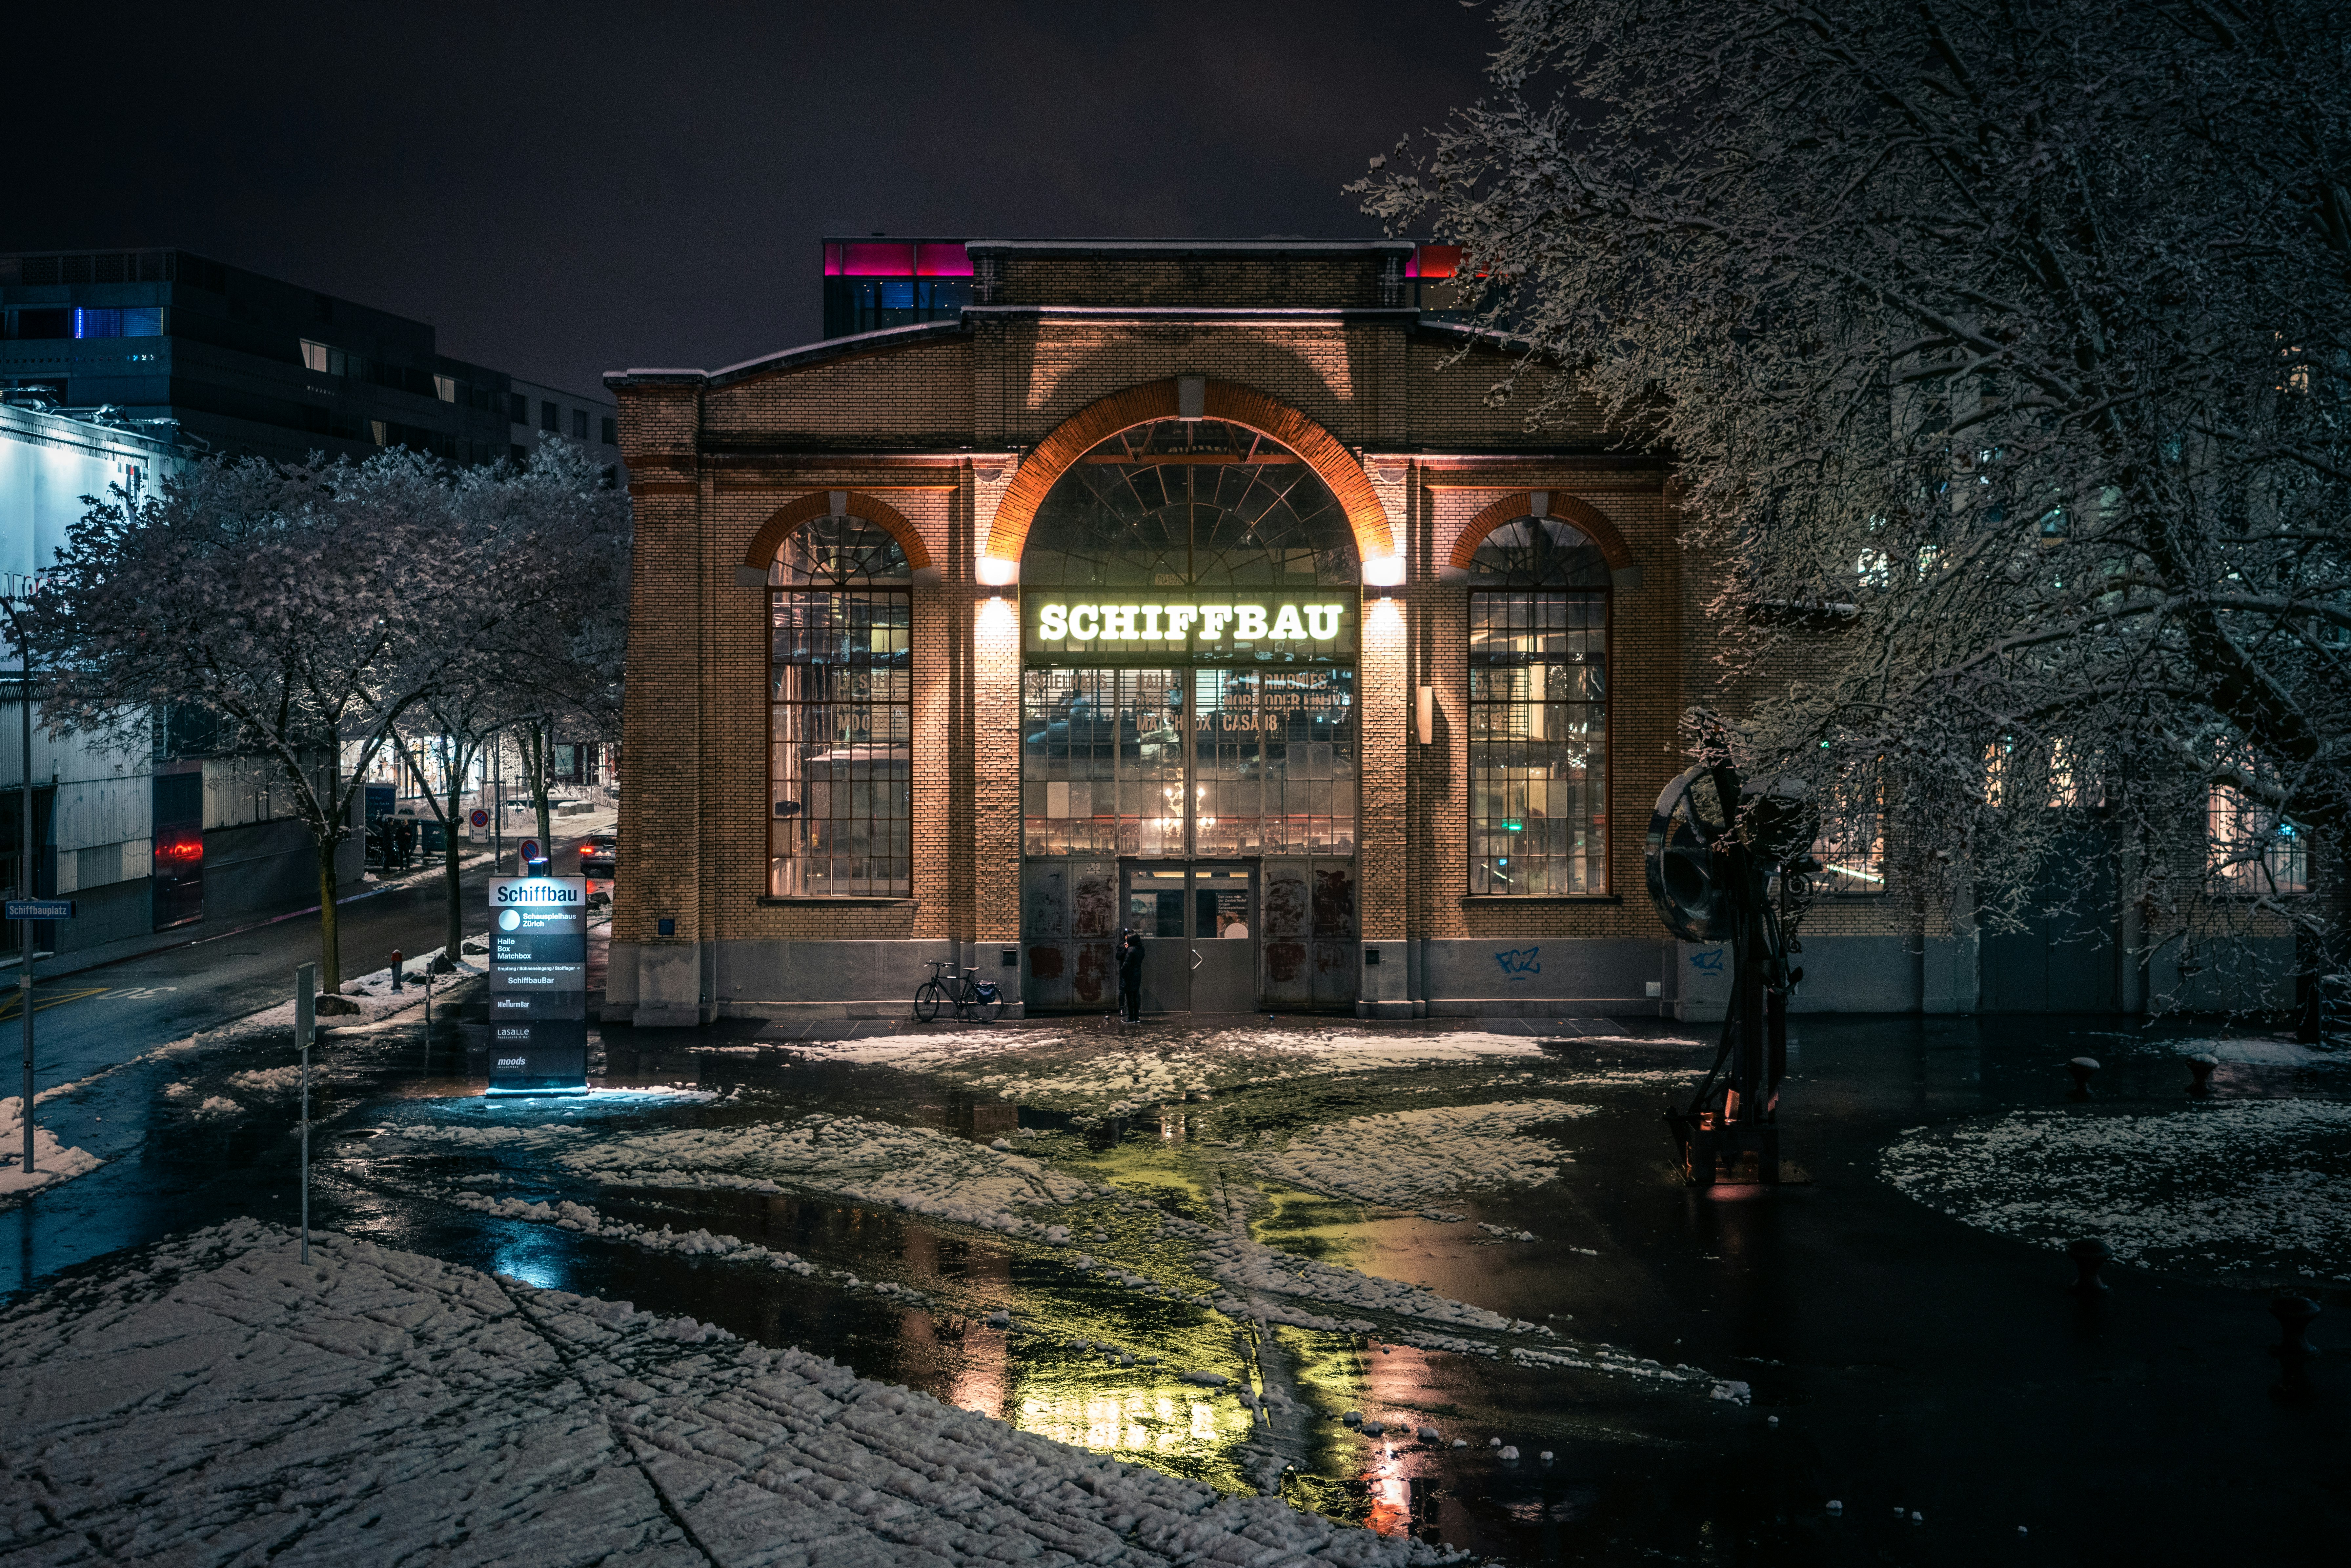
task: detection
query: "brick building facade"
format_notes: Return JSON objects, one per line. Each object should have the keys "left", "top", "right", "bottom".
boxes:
{"left": 603, "top": 239, "right": 1957, "bottom": 1025}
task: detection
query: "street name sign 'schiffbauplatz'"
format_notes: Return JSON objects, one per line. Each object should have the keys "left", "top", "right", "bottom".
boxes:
{"left": 486, "top": 876, "right": 587, "bottom": 1093}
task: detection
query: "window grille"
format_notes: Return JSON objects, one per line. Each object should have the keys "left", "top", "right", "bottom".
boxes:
{"left": 2207, "top": 785, "right": 2309, "bottom": 896}
{"left": 768, "top": 517, "right": 912, "bottom": 897}
{"left": 1466, "top": 517, "right": 1610, "bottom": 896}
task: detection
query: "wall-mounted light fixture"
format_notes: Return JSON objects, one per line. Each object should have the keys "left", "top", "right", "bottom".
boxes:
{"left": 976, "top": 555, "right": 1019, "bottom": 595}
{"left": 1363, "top": 554, "right": 1406, "bottom": 601}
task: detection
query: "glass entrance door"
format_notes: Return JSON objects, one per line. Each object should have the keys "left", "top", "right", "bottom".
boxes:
{"left": 1125, "top": 865, "right": 1190, "bottom": 1014}
{"left": 1188, "top": 865, "right": 1257, "bottom": 1013}
{"left": 1121, "top": 863, "right": 1258, "bottom": 1013}
{"left": 1025, "top": 665, "right": 1356, "bottom": 1012}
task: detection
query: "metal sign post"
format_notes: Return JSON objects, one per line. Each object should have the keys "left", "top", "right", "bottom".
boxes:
{"left": 295, "top": 962, "right": 314, "bottom": 1262}
{"left": 16, "top": 621, "right": 30, "bottom": 1181}
{"left": 5, "top": 898, "right": 71, "bottom": 1177}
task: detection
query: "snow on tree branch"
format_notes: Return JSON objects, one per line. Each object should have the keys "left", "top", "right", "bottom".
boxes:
{"left": 1362, "top": 0, "right": 2351, "bottom": 1023}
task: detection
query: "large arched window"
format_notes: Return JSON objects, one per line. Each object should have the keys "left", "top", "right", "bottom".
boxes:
{"left": 1021, "top": 418, "right": 1359, "bottom": 591}
{"left": 1017, "top": 417, "right": 1361, "bottom": 860}
{"left": 1467, "top": 516, "right": 1610, "bottom": 895}
{"left": 768, "top": 515, "right": 911, "bottom": 897}
{"left": 1015, "top": 417, "right": 1363, "bottom": 1010}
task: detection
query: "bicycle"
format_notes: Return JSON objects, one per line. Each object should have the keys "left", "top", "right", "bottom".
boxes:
{"left": 914, "top": 959, "right": 1003, "bottom": 1023}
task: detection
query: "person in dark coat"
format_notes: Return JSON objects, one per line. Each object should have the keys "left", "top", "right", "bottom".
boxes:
{"left": 1116, "top": 928, "right": 1146, "bottom": 1022}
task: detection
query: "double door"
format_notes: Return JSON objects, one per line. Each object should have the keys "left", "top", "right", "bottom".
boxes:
{"left": 1123, "top": 862, "right": 1257, "bottom": 1014}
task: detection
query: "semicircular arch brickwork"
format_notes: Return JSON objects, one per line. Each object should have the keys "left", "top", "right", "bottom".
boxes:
{"left": 1447, "top": 491, "right": 1634, "bottom": 573}
{"left": 985, "top": 379, "right": 1395, "bottom": 565}
{"left": 740, "top": 490, "right": 933, "bottom": 575}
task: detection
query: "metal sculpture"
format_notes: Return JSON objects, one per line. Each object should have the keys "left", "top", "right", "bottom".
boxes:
{"left": 1645, "top": 760, "right": 1818, "bottom": 1185}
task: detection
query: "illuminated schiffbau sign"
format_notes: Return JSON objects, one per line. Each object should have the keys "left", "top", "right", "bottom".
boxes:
{"left": 1036, "top": 602, "right": 1345, "bottom": 643}
{"left": 1030, "top": 592, "right": 1364, "bottom": 658}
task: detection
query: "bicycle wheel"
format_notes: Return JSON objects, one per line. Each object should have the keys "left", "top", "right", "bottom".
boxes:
{"left": 969, "top": 989, "right": 1003, "bottom": 1024}
{"left": 913, "top": 980, "right": 946, "bottom": 1022}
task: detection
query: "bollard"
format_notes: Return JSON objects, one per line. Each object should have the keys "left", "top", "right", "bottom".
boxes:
{"left": 2066, "top": 1238, "right": 2112, "bottom": 1295}
{"left": 2186, "top": 1053, "right": 2217, "bottom": 1096}
{"left": 2065, "top": 1055, "right": 2099, "bottom": 1097}
{"left": 2271, "top": 1295, "right": 2320, "bottom": 1401}
{"left": 390, "top": 949, "right": 403, "bottom": 991}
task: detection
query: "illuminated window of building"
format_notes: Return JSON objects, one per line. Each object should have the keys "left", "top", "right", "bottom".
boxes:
{"left": 2207, "top": 784, "right": 2309, "bottom": 896}
{"left": 1812, "top": 764, "right": 1887, "bottom": 895}
{"left": 768, "top": 516, "right": 911, "bottom": 897}
{"left": 1467, "top": 517, "right": 1610, "bottom": 896}
{"left": 1017, "top": 417, "right": 1361, "bottom": 861}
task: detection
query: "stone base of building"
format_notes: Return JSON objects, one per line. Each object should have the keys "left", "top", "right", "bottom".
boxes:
{"left": 601, "top": 931, "right": 2305, "bottom": 1025}
{"left": 607, "top": 938, "right": 1022, "bottom": 1027}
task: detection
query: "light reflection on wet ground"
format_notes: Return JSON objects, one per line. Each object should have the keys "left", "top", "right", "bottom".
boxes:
{"left": 7, "top": 1004, "right": 2349, "bottom": 1560}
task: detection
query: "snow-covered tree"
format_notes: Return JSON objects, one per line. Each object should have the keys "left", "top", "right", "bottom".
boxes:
{"left": 395, "top": 441, "right": 627, "bottom": 950}
{"left": 39, "top": 446, "right": 620, "bottom": 994}
{"left": 1359, "top": 0, "right": 2351, "bottom": 1033}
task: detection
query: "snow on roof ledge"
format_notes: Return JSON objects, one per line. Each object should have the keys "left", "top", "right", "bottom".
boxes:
{"left": 606, "top": 320, "right": 970, "bottom": 390}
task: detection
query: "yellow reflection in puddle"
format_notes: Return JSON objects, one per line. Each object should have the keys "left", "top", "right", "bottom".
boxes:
{"left": 1015, "top": 1389, "right": 1238, "bottom": 1457}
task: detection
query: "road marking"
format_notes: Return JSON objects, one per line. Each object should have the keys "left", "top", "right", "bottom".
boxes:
{"left": 107, "top": 986, "right": 181, "bottom": 1001}
{"left": 0, "top": 985, "right": 117, "bottom": 1020}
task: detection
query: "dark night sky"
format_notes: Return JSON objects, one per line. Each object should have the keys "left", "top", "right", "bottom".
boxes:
{"left": 4, "top": 3, "right": 1494, "bottom": 396}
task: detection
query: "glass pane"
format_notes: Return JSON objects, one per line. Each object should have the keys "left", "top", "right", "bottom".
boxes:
{"left": 771, "top": 585, "right": 911, "bottom": 896}
{"left": 1467, "top": 591, "right": 1606, "bottom": 896}
{"left": 772, "top": 515, "right": 911, "bottom": 585}
{"left": 1020, "top": 418, "right": 1359, "bottom": 589}
{"left": 1467, "top": 517, "right": 1611, "bottom": 587}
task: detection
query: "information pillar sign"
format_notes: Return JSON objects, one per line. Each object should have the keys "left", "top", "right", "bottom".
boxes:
{"left": 486, "top": 876, "right": 588, "bottom": 1094}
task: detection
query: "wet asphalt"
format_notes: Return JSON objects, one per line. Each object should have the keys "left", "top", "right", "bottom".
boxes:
{"left": 4, "top": 997, "right": 2346, "bottom": 1566}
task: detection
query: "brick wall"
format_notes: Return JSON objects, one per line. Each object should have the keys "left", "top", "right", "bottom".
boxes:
{"left": 988, "top": 253, "right": 1389, "bottom": 309}
{"left": 605, "top": 249, "right": 1945, "bottom": 1015}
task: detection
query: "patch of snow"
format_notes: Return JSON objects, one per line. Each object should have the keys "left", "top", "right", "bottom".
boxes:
{"left": 0, "top": 1221, "right": 1457, "bottom": 1566}
{"left": 225, "top": 1065, "right": 305, "bottom": 1094}
{"left": 1245, "top": 1101, "right": 1592, "bottom": 1207}
{"left": 815, "top": 1028, "right": 1569, "bottom": 1114}
{"left": 1201, "top": 1235, "right": 1539, "bottom": 1335}
{"left": 378, "top": 1109, "right": 1112, "bottom": 1240}
{"left": 1882, "top": 1100, "right": 2351, "bottom": 1281}
{"left": 0, "top": 1097, "right": 102, "bottom": 1202}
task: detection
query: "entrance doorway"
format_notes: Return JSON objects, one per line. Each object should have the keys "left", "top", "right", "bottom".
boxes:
{"left": 1123, "top": 863, "right": 1257, "bottom": 1013}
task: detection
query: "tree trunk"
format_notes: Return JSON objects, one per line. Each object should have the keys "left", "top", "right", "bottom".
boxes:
{"left": 528, "top": 719, "right": 554, "bottom": 867}
{"left": 443, "top": 755, "right": 465, "bottom": 959}
{"left": 2296, "top": 809, "right": 2348, "bottom": 1045}
{"left": 316, "top": 836, "right": 342, "bottom": 994}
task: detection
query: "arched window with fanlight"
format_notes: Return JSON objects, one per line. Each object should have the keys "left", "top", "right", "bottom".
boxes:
{"left": 768, "top": 515, "right": 911, "bottom": 897}
{"left": 1467, "top": 516, "right": 1610, "bottom": 895}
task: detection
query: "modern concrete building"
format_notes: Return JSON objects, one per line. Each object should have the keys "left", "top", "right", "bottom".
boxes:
{"left": 0, "top": 248, "right": 516, "bottom": 468}
{"left": 506, "top": 375, "right": 622, "bottom": 477}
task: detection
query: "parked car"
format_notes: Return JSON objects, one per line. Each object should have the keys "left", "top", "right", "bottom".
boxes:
{"left": 580, "top": 831, "right": 618, "bottom": 876}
